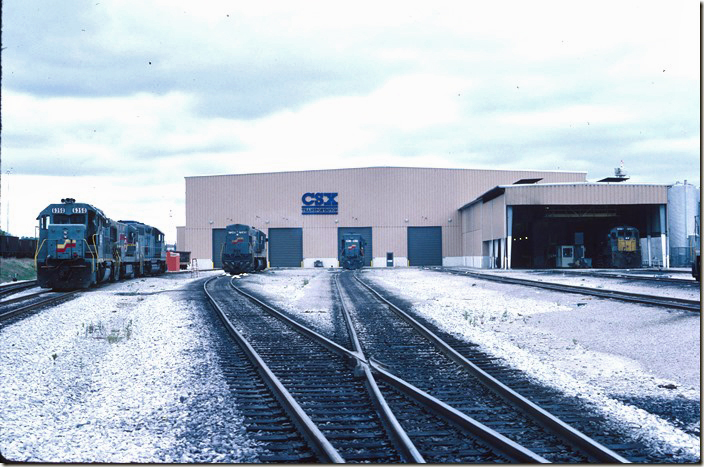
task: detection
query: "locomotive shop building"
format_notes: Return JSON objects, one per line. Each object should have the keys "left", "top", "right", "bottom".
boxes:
{"left": 178, "top": 167, "right": 672, "bottom": 269}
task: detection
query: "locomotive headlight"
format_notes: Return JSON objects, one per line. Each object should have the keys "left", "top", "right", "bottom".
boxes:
{"left": 63, "top": 228, "right": 68, "bottom": 238}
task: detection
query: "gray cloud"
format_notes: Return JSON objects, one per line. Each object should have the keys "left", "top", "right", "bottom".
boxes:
{"left": 2, "top": 1, "right": 699, "bottom": 189}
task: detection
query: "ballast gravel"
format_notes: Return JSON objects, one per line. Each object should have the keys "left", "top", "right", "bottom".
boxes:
{"left": 0, "top": 271, "right": 260, "bottom": 463}
{"left": 0, "top": 267, "right": 699, "bottom": 462}
{"left": 242, "top": 267, "right": 701, "bottom": 463}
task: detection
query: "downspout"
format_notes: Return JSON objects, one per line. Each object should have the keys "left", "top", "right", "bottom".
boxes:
{"left": 506, "top": 206, "right": 513, "bottom": 270}
{"left": 646, "top": 213, "right": 652, "bottom": 267}
{"left": 660, "top": 205, "right": 668, "bottom": 268}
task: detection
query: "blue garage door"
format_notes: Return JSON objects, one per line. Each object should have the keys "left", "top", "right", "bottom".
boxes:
{"left": 212, "top": 228, "right": 227, "bottom": 269}
{"left": 268, "top": 228, "right": 303, "bottom": 267}
{"left": 408, "top": 226, "right": 442, "bottom": 266}
{"left": 337, "top": 227, "right": 372, "bottom": 266}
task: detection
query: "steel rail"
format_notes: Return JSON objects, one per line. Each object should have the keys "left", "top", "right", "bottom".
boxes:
{"left": 438, "top": 268, "right": 700, "bottom": 312}
{"left": 204, "top": 276, "right": 344, "bottom": 464}
{"left": 0, "top": 291, "right": 50, "bottom": 307}
{"left": 0, "top": 291, "right": 78, "bottom": 323}
{"left": 0, "top": 280, "right": 38, "bottom": 298}
{"left": 368, "top": 358, "right": 550, "bottom": 463}
{"left": 353, "top": 272, "right": 631, "bottom": 464}
{"left": 332, "top": 273, "right": 425, "bottom": 463}
{"left": 228, "top": 278, "right": 359, "bottom": 364}
{"left": 537, "top": 269, "right": 699, "bottom": 286}
{"left": 231, "top": 276, "right": 550, "bottom": 463}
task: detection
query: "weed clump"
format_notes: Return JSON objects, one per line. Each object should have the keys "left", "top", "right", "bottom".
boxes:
{"left": 83, "top": 319, "right": 133, "bottom": 343}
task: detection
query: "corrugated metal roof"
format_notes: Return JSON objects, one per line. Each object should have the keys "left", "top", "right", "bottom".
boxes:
{"left": 460, "top": 182, "right": 669, "bottom": 210}
{"left": 185, "top": 166, "right": 588, "bottom": 179}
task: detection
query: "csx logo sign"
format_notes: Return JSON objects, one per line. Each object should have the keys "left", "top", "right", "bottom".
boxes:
{"left": 301, "top": 192, "right": 338, "bottom": 215}
{"left": 301, "top": 193, "right": 338, "bottom": 206}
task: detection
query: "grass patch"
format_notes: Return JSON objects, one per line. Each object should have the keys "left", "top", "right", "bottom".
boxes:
{"left": 0, "top": 258, "right": 37, "bottom": 283}
{"left": 83, "top": 319, "right": 133, "bottom": 344}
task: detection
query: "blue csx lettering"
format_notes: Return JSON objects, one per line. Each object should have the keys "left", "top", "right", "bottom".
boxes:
{"left": 302, "top": 192, "right": 338, "bottom": 206}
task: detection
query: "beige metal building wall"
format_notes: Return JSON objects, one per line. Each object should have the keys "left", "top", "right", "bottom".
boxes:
{"left": 183, "top": 167, "right": 587, "bottom": 265}
{"left": 176, "top": 226, "right": 185, "bottom": 251}
{"left": 504, "top": 183, "right": 668, "bottom": 205}
{"left": 461, "top": 201, "right": 483, "bottom": 267}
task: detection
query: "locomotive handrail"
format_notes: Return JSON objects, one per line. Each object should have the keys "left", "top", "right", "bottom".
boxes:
{"left": 33, "top": 239, "right": 46, "bottom": 270}
{"left": 36, "top": 200, "right": 168, "bottom": 290}
{"left": 84, "top": 238, "right": 95, "bottom": 272}
{"left": 112, "top": 248, "right": 121, "bottom": 279}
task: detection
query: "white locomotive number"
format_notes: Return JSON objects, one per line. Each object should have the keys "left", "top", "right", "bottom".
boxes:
{"left": 72, "top": 207, "right": 87, "bottom": 214}
{"left": 52, "top": 207, "right": 65, "bottom": 213}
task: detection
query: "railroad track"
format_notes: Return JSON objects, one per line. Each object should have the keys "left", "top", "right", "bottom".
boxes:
{"left": 0, "top": 273, "right": 201, "bottom": 324}
{"left": 343, "top": 271, "right": 636, "bottom": 463}
{"left": 206, "top": 275, "right": 382, "bottom": 463}
{"left": 0, "top": 290, "right": 78, "bottom": 323}
{"left": 0, "top": 280, "right": 39, "bottom": 299}
{"left": 331, "top": 273, "right": 547, "bottom": 463}
{"left": 528, "top": 269, "right": 699, "bottom": 287}
{"left": 214, "top": 273, "right": 635, "bottom": 462}
{"left": 434, "top": 268, "right": 700, "bottom": 312}
{"left": 202, "top": 276, "right": 328, "bottom": 462}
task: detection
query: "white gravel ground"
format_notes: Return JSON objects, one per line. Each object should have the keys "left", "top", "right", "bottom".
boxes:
{"left": 465, "top": 268, "right": 700, "bottom": 301}
{"left": 0, "top": 267, "right": 699, "bottom": 462}
{"left": 238, "top": 268, "right": 337, "bottom": 334}
{"left": 243, "top": 267, "right": 701, "bottom": 462}
{"left": 0, "top": 272, "right": 260, "bottom": 463}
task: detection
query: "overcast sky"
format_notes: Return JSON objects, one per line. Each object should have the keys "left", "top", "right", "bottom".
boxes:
{"left": 1, "top": 1, "right": 700, "bottom": 241}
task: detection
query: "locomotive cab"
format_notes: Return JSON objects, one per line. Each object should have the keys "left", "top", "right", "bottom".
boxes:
{"left": 222, "top": 224, "right": 268, "bottom": 274}
{"left": 607, "top": 226, "right": 641, "bottom": 268}
{"left": 339, "top": 233, "right": 366, "bottom": 270}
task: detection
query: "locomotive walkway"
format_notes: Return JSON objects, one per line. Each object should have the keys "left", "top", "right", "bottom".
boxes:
{"left": 206, "top": 272, "right": 644, "bottom": 462}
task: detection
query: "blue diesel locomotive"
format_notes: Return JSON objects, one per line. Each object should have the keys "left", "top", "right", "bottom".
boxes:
{"left": 118, "top": 220, "right": 167, "bottom": 276}
{"left": 221, "top": 224, "right": 268, "bottom": 274}
{"left": 339, "top": 233, "right": 366, "bottom": 270}
{"left": 607, "top": 225, "right": 641, "bottom": 268}
{"left": 35, "top": 198, "right": 166, "bottom": 290}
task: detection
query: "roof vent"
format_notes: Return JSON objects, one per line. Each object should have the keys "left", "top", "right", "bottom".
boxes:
{"left": 513, "top": 178, "right": 543, "bottom": 185}
{"left": 597, "top": 161, "right": 630, "bottom": 183}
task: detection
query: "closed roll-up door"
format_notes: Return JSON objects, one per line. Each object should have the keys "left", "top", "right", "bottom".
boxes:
{"left": 211, "top": 228, "right": 226, "bottom": 269}
{"left": 408, "top": 226, "right": 442, "bottom": 266}
{"left": 337, "top": 227, "right": 373, "bottom": 266}
{"left": 268, "top": 228, "right": 303, "bottom": 267}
